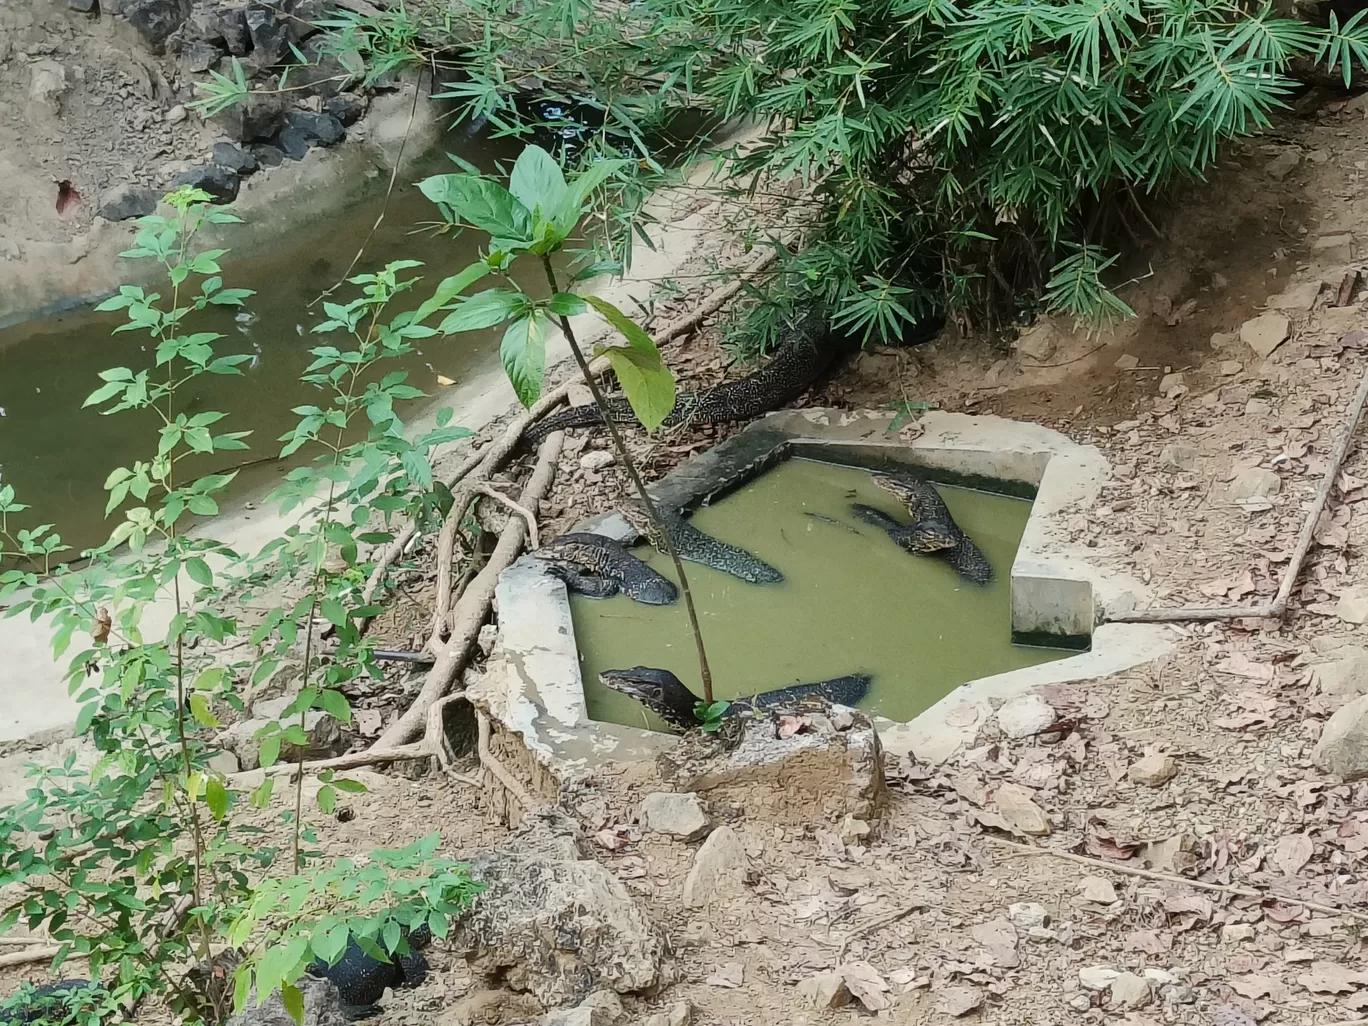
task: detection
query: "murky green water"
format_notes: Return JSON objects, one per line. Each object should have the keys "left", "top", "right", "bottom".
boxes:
{"left": 0, "top": 140, "right": 553, "bottom": 556}
{"left": 572, "top": 458, "right": 1072, "bottom": 729}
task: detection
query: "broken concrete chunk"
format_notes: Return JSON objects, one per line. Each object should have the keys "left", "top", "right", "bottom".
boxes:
{"left": 996, "top": 694, "right": 1055, "bottom": 738}
{"left": 1078, "top": 876, "right": 1118, "bottom": 904}
{"left": 541, "top": 990, "right": 623, "bottom": 1026}
{"left": 1313, "top": 694, "right": 1368, "bottom": 781}
{"left": 1128, "top": 752, "right": 1178, "bottom": 787}
{"left": 1334, "top": 584, "right": 1368, "bottom": 625}
{"left": 1267, "top": 281, "right": 1322, "bottom": 311}
{"left": 1110, "top": 972, "right": 1154, "bottom": 1011}
{"left": 796, "top": 972, "right": 850, "bottom": 1010}
{"left": 1240, "top": 313, "right": 1290, "bottom": 358}
{"left": 682, "top": 825, "right": 748, "bottom": 908}
{"left": 638, "top": 792, "right": 711, "bottom": 842}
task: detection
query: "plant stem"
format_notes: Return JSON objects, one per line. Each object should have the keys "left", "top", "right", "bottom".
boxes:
{"left": 539, "top": 256, "right": 714, "bottom": 702}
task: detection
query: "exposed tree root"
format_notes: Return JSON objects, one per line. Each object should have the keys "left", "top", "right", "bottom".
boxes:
{"left": 378, "top": 431, "right": 564, "bottom": 749}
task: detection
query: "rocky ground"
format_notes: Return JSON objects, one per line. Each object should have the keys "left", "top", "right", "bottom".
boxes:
{"left": 0, "top": 0, "right": 398, "bottom": 318}
{"left": 10, "top": 47, "right": 1368, "bottom": 1026}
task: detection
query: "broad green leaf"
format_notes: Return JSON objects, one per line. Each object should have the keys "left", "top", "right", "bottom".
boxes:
{"left": 437, "top": 289, "right": 529, "bottom": 334}
{"left": 259, "top": 734, "right": 282, "bottom": 769}
{"left": 319, "top": 688, "right": 352, "bottom": 724}
{"left": 321, "top": 598, "right": 347, "bottom": 627}
{"left": 206, "top": 777, "right": 229, "bottom": 821}
{"left": 584, "top": 296, "right": 676, "bottom": 431}
{"left": 281, "top": 984, "right": 305, "bottom": 1026}
{"left": 509, "top": 144, "right": 568, "bottom": 220}
{"left": 186, "top": 557, "right": 213, "bottom": 586}
{"left": 312, "top": 922, "right": 350, "bottom": 965}
{"left": 317, "top": 783, "right": 337, "bottom": 814}
{"left": 546, "top": 292, "right": 588, "bottom": 317}
{"left": 500, "top": 311, "right": 549, "bottom": 407}
{"left": 413, "top": 261, "right": 490, "bottom": 324}
{"left": 417, "top": 174, "right": 533, "bottom": 243}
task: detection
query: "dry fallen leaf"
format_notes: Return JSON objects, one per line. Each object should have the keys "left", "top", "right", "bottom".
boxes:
{"left": 935, "top": 986, "right": 984, "bottom": 1017}
{"left": 1272, "top": 833, "right": 1314, "bottom": 877}
{"left": 1230, "top": 975, "right": 1290, "bottom": 1002}
{"left": 1124, "top": 929, "right": 1172, "bottom": 955}
{"left": 969, "top": 917, "right": 1019, "bottom": 968}
{"left": 436, "top": 374, "right": 456, "bottom": 386}
{"left": 1297, "top": 961, "right": 1365, "bottom": 994}
{"left": 92, "top": 606, "right": 111, "bottom": 645}
{"left": 839, "top": 961, "right": 891, "bottom": 1011}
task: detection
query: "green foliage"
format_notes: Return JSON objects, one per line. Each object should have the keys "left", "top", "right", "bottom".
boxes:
{"left": 694, "top": 700, "right": 730, "bottom": 732}
{"left": 0, "top": 191, "right": 479, "bottom": 1025}
{"left": 420, "top": 0, "right": 1368, "bottom": 345}
{"left": 417, "top": 144, "right": 676, "bottom": 430}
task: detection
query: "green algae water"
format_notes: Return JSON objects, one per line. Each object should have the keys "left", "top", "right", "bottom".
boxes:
{"left": 571, "top": 458, "right": 1073, "bottom": 729}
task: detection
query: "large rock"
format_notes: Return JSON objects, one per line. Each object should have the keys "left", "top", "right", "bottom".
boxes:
{"left": 1313, "top": 695, "right": 1368, "bottom": 780}
{"left": 218, "top": 695, "right": 345, "bottom": 770}
{"left": 325, "top": 93, "right": 366, "bottom": 126}
{"left": 99, "top": 183, "right": 160, "bottom": 221}
{"left": 541, "top": 990, "right": 623, "bottom": 1026}
{"left": 278, "top": 112, "right": 345, "bottom": 159}
{"left": 28, "top": 61, "right": 68, "bottom": 114}
{"left": 224, "top": 976, "right": 346, "bottom": 1026}
{"left": 1312, "top": 646, "right": 1368, "bottom": 702}
{"left": 213, "top": 91, "right": 286, "bottom": 143}
{"left": 449, "top": 813, "right": 667, "bottom": 1006}
{"left": 657, "top": 703, "right": 886, "bottom": 824}
{"left": 996, "top": 694, "right": 1055, "bottom": 738}
{"left": 1240, "top": 313, "right": 1290, "bottom": 359}
{"left": 171, "top": 164, "right": 240, "bottom": 204}
{"left": 182, "top": 40, "right": 225, "bottom": 72}
{"left": 126, "top": 0, "right": 190, "bottom": 50}
{"left": 638, "top": 792, "right": 711, "bottom": 841}
{"left": 212, "top": 142, "right": 259, "bottom": 174}
{"left": 681, "top": 825, "right": 747, "bottom": 908}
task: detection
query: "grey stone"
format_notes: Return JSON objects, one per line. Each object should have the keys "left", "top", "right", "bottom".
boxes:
{"left": 213, "top": 91, "right": 284, "bottom": 142}
{"left": 1267, "top": 281, "right": 1322, "bottom": 311}
{"left": 68, "top": 0, "right": 98, "bottom": 14}
{"left": 1240, "top": 313, "right": 1290, "bottom": 358}
{"left": 1078, "top": 966, "right": 1118, "bottom": 991}
{"left": 640, "top": 1001, "right": 691, "bottom": 1026}
{"left": 224, "top": 975, "right": 346, "bottom": 1026}
{"left": 279, "top": 111, "right": 345, "bottom": 159}
{"left": 682, "top": 825, "right": 747, "bottom": 908}
{"left": 216, "top": 5, "right": 252, "bottom": 55}
{"left": 165, "top": 104, "right": 188, "bottom": 124}
{"left": 171, "top": 164, "right": 239, "bottom": 204}
{"left": 638, "top": 792, "right": 711, "bottom": 842}
{"left": 1335, "top": 585, "right": 1368, "bottom": 625}
{"left": 1159, "top": 371, "right": 1185, "bottom": 395}
{"left": 996, "top": 694, "right": 1055, "bottom": 738}
{"left": 1109, "top": 972, "right": 1153, "bottom": 1011}
{"left": 658, "top": 703, "right": 886, "bottom": 824}
{"left": 245, "top": 3, "right": 293, "bottom": 65}
{"left": 1221, "top": 923, "right": 1256, "bottom": 944}
{"left": 212, "top": 141, "right": 258, "bottom": 173}
{"left": 325, "top": 92, "right": 366, "bottom": 126}
{"left": 205, "top": 750, "right": 240, "bottom": 775}
{"left": 1313, "top": 694, "right": 1368, "bottom": 780}
{"left": 1228, "top": 468, "right": 1281, "bottom": 503}
{"left": 450, "top": 813, "right": 666, "bottom": 1006}
{"left": 98, "top": 183, "right": 159, "bottom": 221}
{"left": 1128, "top": 752, "right": 1178, "bottom": 787}
{"left": 541, "top": 990, "right": 623, "bottom": 1026}
{"left": 125, "top": 0, "right": 190, "bottom": 51}
{"left": 1015, "top": 323, "right": 1057, "bottom": 363}
{"left": 183, "top": 40, "right": 224, "bottom": 72}
{"left": 579, "top": 450, "right": 615, "bottom": 471}
{"left": 1312, "top": 646, "right": 1368, "bottom": 702}
{"left": 1266, "top": 150, "right": 1300, "bottom": 179}
{"left": 220, "top": 695, "right": 345, "bottom": 770}
{"left": 252, "top": 144, "right": 285, "bottom": 167}
{"left": 28, "top": 61, "right": 67, "bottom": 112}
{"left": 796, "top": 972, "right": 850, "bottom": 1010}
{"left": 1077, "top": 876, "right": 1118, "bottom": 904}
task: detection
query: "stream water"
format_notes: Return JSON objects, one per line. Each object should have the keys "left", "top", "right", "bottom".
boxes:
{"left": 0, "top": 140, "right": 548, "bottom": 556}
{"left": 571, "top": 458, "right": 1074, "bottom": 729}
